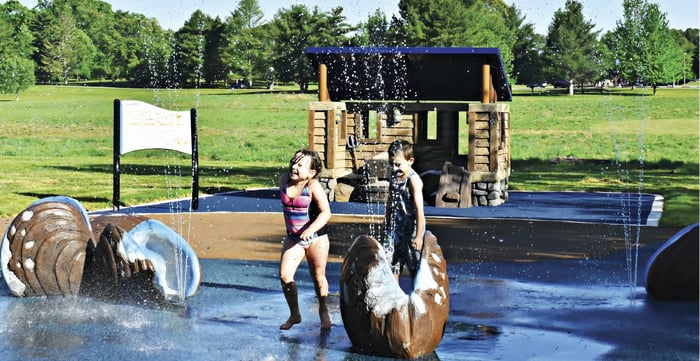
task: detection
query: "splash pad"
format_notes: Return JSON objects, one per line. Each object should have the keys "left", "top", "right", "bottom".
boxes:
{"left": 0, "top": 191, "right": 696, "bottom": 360}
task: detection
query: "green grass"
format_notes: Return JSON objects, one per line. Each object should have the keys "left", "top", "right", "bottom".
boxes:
{"left": 0, "top": 85, "right": 697, "bottom": 226}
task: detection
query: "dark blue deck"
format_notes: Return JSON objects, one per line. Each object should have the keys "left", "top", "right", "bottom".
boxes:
{"left": 97, "top": 190, "right": 663, "bottom": 226}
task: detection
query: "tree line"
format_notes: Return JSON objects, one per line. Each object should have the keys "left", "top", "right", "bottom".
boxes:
{"left": 0, "top": 0, "right": 697, "bottom": 99}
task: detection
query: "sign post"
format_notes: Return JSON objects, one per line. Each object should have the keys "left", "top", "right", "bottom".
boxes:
{"left": 113, "top": 99, "right": 199, "bottom": 210}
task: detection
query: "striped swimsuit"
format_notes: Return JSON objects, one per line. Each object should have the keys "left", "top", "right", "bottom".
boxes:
{"left": 280, "top": 183, "right": 316, "bottom": 247}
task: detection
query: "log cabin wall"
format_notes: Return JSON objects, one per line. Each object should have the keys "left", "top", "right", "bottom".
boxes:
{"left": 467, "top": 103, "right": 510, "bottom": 206}
{"left": 308, "top": 101, "right": 510, "bottom": 206}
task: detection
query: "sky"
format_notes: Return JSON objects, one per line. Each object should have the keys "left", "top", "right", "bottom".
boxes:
{"left": 12, "top": 0, "right": 700, "bottom": 34}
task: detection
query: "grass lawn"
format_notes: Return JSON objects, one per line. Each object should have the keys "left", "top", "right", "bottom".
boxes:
{"left": 0, "top": 84, "right": 697, "bottom": 226}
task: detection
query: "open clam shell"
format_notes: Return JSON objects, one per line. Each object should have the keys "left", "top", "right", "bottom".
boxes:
{"left": 118, "top": 219, "right": 201, "bottom": 302}
{"left": 340, "top": 231, "right": 449, "bottom": 359}
{"left": 84, "top": 214, "right": 201, "bottom": 302}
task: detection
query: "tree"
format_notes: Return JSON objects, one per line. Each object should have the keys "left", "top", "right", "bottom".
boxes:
{"left": 542, "top": 0, "right": 600, "bottom": 95}
{"left": 37, "top": 4, "right": 95, "bottom": 84}
{"left": 0, "top": 56, "right": 35, "bottom": 100}
{"left": 351, "top": 8, "right": 391, "bottom": 46}
{"left": 202, "top": 16, "right": 227, "bottom": 87}
{"left": 314, "top": 6, "right": 353, "bottom": 46}
{"left": 608, "top": 0, "right": 685, "bottom": 94}
{"left": 680, "top": 28, "right": 699, "bottom": 81}
{"left": 56, "top": 0, "right": 118, "bottom": 81}
{"left": 224, "top": 0, "right": 266, "bottom": 88}
{"left": 503, "top": 3, "right": 545, "bottom": 86}
{"left": 268, "top": 5, "right": 315, "bottom": 92}
{"left": 117, "top": 12, "right": 175, "bottom": 88}
{"left": 0, "top": 0, "right": 36, "bottom": 99}
{"left": 268, "top": 5, "right": 353, "bottom": 92}
{"left": 173, "top": 10, "right": 211, "bottom": 88}
{"left": 395, "top": 0, "right": 516, "bottom": 77}
{"left": 512, "top": 22, "right": 546, "bottom": 88}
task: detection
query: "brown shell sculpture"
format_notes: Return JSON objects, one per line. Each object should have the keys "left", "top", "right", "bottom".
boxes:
{"left": 0, "top": 197, "right": 93, "bottom": 297}
{"left": 89, "top": 214, "right": 149, "bottom": 248}
{"left": 81, "top": 215, "right": 160, "bottom": 302}
{"left": 340, "top": 231, "right": 449, "bottom": 359}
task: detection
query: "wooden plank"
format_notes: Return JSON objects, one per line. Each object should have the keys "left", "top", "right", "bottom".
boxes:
{"left": 469, "top": 103, "right": 509, "bottom": 113}
{"left": 340, "top": 110, "right": 347, "bottom": 145}
{"left": 308, "top": 101, "right": 345, "bottom": 111}
{"left": 380, "top": 128, "right": 414, "bottom": 137}
{"left": 470, "top": 112, "right": 490, "bottom": 121}
{"left": 473, "top": 147, "right": 490, "bottom": 156}
{"left": 473, "top": 164, "right": 490, "bottom": 172}
{"left": 354, "top": 150, "right": 389, "bottom": 160}
{"left": 474, "top": 138, "right": 490, "bottom": 148}
{"left": 385, "top": 119, "right": 414, "bottom": 128}
{"left": 489, "top": 112, "right": 500, "bottom": 171}
{"left": 308, "top": 110, "right": 317, "bottom": 150}
{"left": 326, "top": 109, "right": 337, "bottom": 170}
{"left": 474, "top": 129, "right": 489, "bottom": 139}
{"left": 473, "top": 119, "right": 490, "bottom": 130}
{"left": 313, "top": 118, "right": 326, "bottom": 127}
{"left": 474, "top": 155, "right": 489, "bottom": 165}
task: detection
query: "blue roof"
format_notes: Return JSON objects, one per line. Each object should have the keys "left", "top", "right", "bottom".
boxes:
{"left": 306, "top": 46, "right": 512, "bottom": 102}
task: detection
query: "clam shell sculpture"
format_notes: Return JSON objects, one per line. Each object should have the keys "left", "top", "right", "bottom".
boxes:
{"left": 82, "top": 214, "right": 153, "bottom": 300}
{"left": 1, "top": 198, "right": 201, "bottom": 303}
{"left": 340, "top": 231, "right": 449, "bottom": 359}
{"left": 119, "top": 218, "right": 201, "bottom": 302}
{"left": 1, "top": 197, "right": 93, "bottom": 297}
{"left": 84, "top": 214, "right": 201, "bottom": 302}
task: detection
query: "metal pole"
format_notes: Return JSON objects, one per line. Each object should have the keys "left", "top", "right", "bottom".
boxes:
{"left": 113, "top": 99, "right": 121, "bottom": 211}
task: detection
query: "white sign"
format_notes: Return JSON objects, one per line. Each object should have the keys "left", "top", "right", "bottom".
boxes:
{"left": 119, "top": 100, "right": 192, "bottom": 155}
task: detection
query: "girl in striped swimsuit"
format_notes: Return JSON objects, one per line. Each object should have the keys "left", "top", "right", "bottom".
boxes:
{"left": 278, "top": 149, "right": 332, "bottom": 331}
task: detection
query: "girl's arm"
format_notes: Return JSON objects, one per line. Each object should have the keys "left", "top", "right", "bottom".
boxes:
{"left": 300, "top": 180, "right": 332, "bottom": 240}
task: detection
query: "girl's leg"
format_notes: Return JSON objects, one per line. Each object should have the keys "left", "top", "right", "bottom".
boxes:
{"left": 306, "top": 235, "right": 331, "bottom": 330}
{"left": 279, "top": 243, "right": 305, "bottom": 330}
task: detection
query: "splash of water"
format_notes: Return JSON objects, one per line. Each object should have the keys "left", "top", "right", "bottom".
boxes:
{"left": 609, "top": 114, "right": 646, "bottom": 300}
{"left": 136, "top": 17, "right": 207, "bottom": 302}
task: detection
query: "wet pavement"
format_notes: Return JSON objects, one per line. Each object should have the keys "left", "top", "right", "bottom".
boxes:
{"left": 2, "top": 191, "right": 696, "bottom": 360}
{"left": 0, "top": 244, "right": 697, "bottom": 361}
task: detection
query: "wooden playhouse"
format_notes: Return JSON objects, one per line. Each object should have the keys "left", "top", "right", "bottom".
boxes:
{"left": 305, "top": 47, "right": 512, "bottom": 207}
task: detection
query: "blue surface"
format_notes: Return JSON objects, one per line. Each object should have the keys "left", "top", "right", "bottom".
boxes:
{"left": 98, "top": 189, "right": 663, "bottom": 226}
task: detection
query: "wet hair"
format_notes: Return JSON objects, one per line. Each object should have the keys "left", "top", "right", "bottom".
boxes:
{"left": 290, "top": 149, "right": 323, "bottom": 178}
{"left": 387, "top": 139, "right": 413, "bottom": 160}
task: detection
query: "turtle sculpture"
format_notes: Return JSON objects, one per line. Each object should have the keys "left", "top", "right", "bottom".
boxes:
{"left": 1, "top": 197, "right": 201, "bottom": 303}
{"left": 339, "top": 231, "right": 449, "bottom": 359}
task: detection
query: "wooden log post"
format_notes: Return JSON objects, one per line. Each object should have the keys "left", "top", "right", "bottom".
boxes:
{"left": 481, "top": 64, "right": 490, "bottom": 104}
{"left": 319, "top": 63, "right": 330, "bottom": 102}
